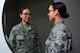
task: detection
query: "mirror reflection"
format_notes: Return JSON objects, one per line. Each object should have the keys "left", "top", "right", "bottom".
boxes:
{"left": 2, "top": 0, "right": 53, "bottom": 53}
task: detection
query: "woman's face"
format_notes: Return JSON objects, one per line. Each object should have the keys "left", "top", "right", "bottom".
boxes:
{"left": 48, "top": 5, "right": 57, "bottom": 22}
{"left": 20, "top": 8, "right": 31, "bottom": 23}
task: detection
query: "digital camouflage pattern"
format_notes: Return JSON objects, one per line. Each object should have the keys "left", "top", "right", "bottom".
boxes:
{"left": 45, "top": 20, "right": 72, "bottom": 53}
{"left": 8, "top": 23, "right": 42, "bottom": 53}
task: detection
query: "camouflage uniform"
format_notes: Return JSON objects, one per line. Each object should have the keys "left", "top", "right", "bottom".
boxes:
{"left": 8, "top": 23, "right": 42, "bottom": 53}
{"left": 45, "top": 20, "right": 72, "bottom": 53}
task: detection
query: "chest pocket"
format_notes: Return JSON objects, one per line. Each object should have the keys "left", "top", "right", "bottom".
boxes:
{"left": 16, "top": 34, "right": 24, "bottom": 49}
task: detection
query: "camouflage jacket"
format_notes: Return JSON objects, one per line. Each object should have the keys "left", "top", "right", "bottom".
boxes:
{"left": 8, "top": 23, "right": 42, "bottom": 53}
{"left": 45, "top": 20, "right": 72, "bottom": 53}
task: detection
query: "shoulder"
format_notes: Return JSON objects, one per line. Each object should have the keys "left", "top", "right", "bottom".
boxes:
{"left": 11, "top": 23, "right": 22, "bottom": 31}
{"left": 51, "top": 23, "right": 69, "bottom": 34}
{"left": 30, "top": 23, "right": 37, "bottom": 29}
{"left": 56, "top": 23, "right": 68, "bottom": 31}
{"left": 29, "top": 23, "right": 38, "bottom": 33}
{"left": 55, "top": 23, "right": 70, "bottom": 35}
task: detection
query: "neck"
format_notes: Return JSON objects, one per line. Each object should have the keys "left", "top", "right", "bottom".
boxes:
{"left": 54, "top": 16, "right": 62, "bottom": 24}
{"left": 22, "top": 21, "right": 29, "bottom": 27}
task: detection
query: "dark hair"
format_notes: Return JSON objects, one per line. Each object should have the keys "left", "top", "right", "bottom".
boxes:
{"left": 19, "top": 7, "right": 30, "bottom": 14}
{"left": 19, "top": 7, "right": 30, "bottom": 21}
{"left": 52, "top": 2, "right": 69, "bottom": 18}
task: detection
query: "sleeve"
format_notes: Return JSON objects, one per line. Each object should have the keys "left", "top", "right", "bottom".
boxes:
{"left": 54, "top": 30, "right": 72, "bottom": 53}
{"left": 8, "top": 28, "right": 16, "bottom": 52}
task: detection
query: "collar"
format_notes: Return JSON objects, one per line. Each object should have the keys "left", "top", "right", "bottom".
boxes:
{"left": 21, "top": 22, "right": 32, "bottom": 31}
{"left": 54, "top": 20, "right": 64, "bottom": 27}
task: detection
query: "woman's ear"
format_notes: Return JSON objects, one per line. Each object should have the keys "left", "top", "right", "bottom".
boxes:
{"left": 54, "top": 9, "right": 59, "bottom": 16}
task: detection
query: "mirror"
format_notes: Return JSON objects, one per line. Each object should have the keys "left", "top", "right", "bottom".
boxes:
{"left": 2, "top": 0, "right": 53, "bottom": 53}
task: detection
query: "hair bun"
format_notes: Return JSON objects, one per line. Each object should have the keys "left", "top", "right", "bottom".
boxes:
{"left": 61, "top": 12, "right": 69, "bottom": 18}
